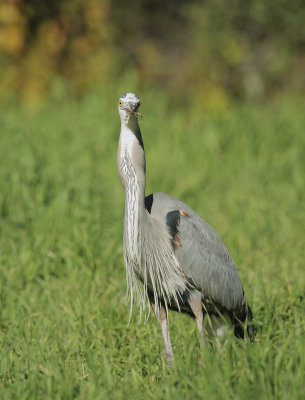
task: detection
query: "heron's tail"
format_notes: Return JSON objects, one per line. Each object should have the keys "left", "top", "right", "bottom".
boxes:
{"left": 233, "top": 303, "right": 255, "bottom": 342}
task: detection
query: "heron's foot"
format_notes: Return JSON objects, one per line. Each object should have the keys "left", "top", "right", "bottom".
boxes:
{"left": 158, "top": 352, "right": 174, "bottom": 368}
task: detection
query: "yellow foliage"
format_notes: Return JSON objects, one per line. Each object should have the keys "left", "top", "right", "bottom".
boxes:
{"left": 37, "top": 20, "right": 67, "bottom": 57}
{"left": 84, "top": 1, "right": 110, "bottom": 35}
{"left": 18, "top": 19, "right": 65, "bottom": 105}
{"left": 0, "top": 3, "right": 26, "bottom": 56}
{"left": 70, "top": 36, "right": 93, "bottom": 57}
{"left": 0, "top": 3, "right": 21, "bottom": 24}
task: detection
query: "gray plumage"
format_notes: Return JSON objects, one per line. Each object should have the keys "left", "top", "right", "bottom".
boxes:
{"left": 117, "top": 93, "right": 254, "bottom": 366}
{"left": 147, "top": 192, "right": 245, "bottom": 311}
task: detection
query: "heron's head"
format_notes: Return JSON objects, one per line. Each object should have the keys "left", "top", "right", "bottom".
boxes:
{"left": 118, "top": 93, "right": 142, "bottom": 124}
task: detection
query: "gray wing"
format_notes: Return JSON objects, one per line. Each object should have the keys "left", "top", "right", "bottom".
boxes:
{"left": 145, "top": 192, "right": 245, "bottom": 313}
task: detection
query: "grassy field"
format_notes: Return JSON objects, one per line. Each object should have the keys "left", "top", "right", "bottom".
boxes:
{"left": 0, "top": 90, "right": 304, "bottom": 399}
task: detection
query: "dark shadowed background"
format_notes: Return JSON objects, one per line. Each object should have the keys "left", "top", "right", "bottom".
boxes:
{"left": 0, "top": 0, "right": 304, "bottom": 108}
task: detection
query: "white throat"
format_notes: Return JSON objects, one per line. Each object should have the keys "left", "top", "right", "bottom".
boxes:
{"left": 119, "top": 123, "right": 138, "bottom": 159}
{"left": 119, "top": 124, "right": 142, "bottom": 266}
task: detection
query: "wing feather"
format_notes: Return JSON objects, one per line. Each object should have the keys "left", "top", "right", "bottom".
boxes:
{"left": 146, "top": 192, "right": 245, "bottom": 313}
{"left": 174, "top": 213, "right": 244, "bottom": 312}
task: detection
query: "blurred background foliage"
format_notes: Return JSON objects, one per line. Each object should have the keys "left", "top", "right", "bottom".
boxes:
{"left": 0, "top": 0, "right": 304, "bottom": 110}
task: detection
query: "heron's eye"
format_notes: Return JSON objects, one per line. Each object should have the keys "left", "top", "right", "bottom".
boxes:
{"left": 118, "top": 100, "right": 123, "bottom": 106}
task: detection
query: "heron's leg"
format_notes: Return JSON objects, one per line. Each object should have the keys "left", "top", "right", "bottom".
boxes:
{"left": 151, "top": 302, "right": 174, "bottom": 367}
{"left": 188, "top": 298, "right": 207, "bottom": 348}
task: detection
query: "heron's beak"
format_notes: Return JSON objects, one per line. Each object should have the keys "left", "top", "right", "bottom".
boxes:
{"left": 125, "top": 103, "right": 143, "bottom": 119}
{"left": 125, "top": 104, "right": 135, "bottom": 115}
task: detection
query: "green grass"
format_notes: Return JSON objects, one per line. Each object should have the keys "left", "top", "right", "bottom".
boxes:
{"left": 0, "top": 91, "right": 304, "bottom": 399}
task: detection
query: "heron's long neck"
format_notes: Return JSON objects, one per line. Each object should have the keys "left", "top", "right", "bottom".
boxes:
{"left": 117, "top": 116, "right": 188, "bottom": 316}
{"left": 118, "top": 119, "right": 146, "bottom": 259}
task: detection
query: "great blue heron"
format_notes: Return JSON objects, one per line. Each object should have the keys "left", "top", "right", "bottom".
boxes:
{"left": 117, "top": 93, "right": 254, "bottom": 366}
